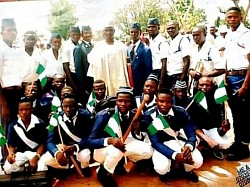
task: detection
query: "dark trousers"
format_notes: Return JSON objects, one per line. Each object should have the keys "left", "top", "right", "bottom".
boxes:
{"left": 226, "top": 75, "right": 250, "bottom": 143}
{"left": 163, "top": 74, "right": 189, "bottom": 91}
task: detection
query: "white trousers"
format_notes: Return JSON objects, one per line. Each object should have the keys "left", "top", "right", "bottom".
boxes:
{"left": 3, "top": 151, "right": 50, "bottom": 174}
{"left": 94, "top": 137, "right": 153, "bottom": 174}
{"left": 45, "top": 148, "right": 91, "bottom": 169}
{"left": 152, "top": 140, "right": 203, "bottom": 175}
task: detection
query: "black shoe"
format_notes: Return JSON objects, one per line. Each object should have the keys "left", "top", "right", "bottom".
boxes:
{"left": 97, "top": 165, "right": 117, "bottom": 187}
{"left": 213, "top": 149, "right": 224, "bottom": 160}
{"left": 159, "top": 172, "right": 172, "bottom": 182}
{"left": 184, "top": 171, "right": 199, "bottom": 182}
{"left": 226, "top": 142, "right": 249, "bottom": 161}
{"left": 114, "top": 158, "right": 127, "bottom": 176}
{"left": 82, "top": 166, "right": 92, "bottom": 178}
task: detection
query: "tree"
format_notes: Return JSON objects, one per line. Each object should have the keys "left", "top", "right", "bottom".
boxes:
{"left": 113, "top": 0, "right": 206, "bottom": 37}
{"left": 48, "top": 0, "right": 78, "bottom": 40}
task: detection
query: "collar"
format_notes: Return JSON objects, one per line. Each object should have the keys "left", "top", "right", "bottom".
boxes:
{"left": 17, "top": 114, "right": 40, "bottom": 131}
{"left": 63, "top": 111, "right": 78, "bottom": 124}
{"left": 158, "top": 108, "right": 174, "bottom": 117}
{"left": 119, "top": 111, "right": 129, "bottom": 118}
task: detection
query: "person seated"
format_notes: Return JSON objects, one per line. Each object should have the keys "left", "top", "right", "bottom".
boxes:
{"left": 3, "top": 97, "right": 48, "bottom": 175}
{"left": 88, "top": 86, "right": 153, "bottom": 187}
{"left": 134, "top": 73, "right": 159, "bottom": 114}
{"left": 190, "top": 76, "right": 231, "bottom": 160}
{"left": 46, "top": 94, "right": 93, "bottom": 178}
{"left": 142, "top": 89, "right": 203, "bottom": 182}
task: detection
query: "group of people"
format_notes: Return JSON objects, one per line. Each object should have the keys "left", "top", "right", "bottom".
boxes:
{"left": 0, "top": 6, "right": 249, "bottom": 187}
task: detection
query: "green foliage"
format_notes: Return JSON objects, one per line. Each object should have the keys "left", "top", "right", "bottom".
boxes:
{"left": 113, "top": 0, "right": 206, "bottom": 37}
{"left": 48, "top": 0, "right": 78, "bottom": 40}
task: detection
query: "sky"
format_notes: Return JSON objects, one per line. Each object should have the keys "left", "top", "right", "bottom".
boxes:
{"left": 0, "top": 0, "right": 249, "bottom": 40}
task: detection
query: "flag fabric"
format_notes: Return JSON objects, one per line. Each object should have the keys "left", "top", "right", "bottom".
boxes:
{"left": 104, "top": 112, "right": 120, "bottom": 138}
{"left": 36, "top": 63, "right": 47, "bottom": 88}
{"left": 148, "top": 115, "right": 176, "bottom": 137}
{"left": 0, "top": 123, "right": 7, "bottom": 146}
{"left": 214, "top": 80, "right": 228, "bottom": 104}
{"left": 47, "top": 93, "right": 61, "bottom": 132}
{"left": 86, "top": 90, "right": 96, "bottom": 113}
{"left": 193, "top": 91, "right": 208, "bottom": 111}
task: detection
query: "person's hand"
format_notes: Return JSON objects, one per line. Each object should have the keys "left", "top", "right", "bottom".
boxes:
{"left": 7, "top": 153, "right": 16, "bottom": 164}
{"left": 63, "top": 145, "right": 76, "bottom": 157}
{"left": 108, "top": 137, "right": 126, "bottom": 152}
{"left": 175, "top": 152, "right": 194, "bottom": 165}
{"left": 29, "top": 156, "right": 39, "bottom": 173}
{"left": 56, "top": 151, "right": 68, "bottom": 166}
{"left": 1, "top": 105, "right": 10, "bottom": 122}
{"left": 238, "top": 86, "right": 248, "bottom": 98}
{"left": 193, "top": 72, "right": 202, "bottom": 81}
{"left": 182, "top": 146, "right": 192, "bottom": 161}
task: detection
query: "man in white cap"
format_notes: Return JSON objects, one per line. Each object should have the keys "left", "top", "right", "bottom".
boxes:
{"left": 87, "top": 22, "right": 130, "bottom": 96}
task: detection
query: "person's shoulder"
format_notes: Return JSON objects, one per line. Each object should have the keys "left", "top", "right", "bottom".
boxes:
{"left": 144, "top": 107, "right": 156, "bottom": 116}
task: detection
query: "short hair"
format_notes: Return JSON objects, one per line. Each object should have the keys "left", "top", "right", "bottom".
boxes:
{"left": 157, "top": 88, "right": 173, "bottom": 97}
{"left": 94, "top": 79, "right": 106, "bottom": 85}
{"left": 18, "top": 96, "right": 33, "bottom": 106}
{"left": 61, "top": 93, "right": 78, "bottom": 103}
{"left": 50, "top": 32, "right": 62, "bottom": 41}
{"left": 227, "top": 6, "right": 241, "bottom": 13}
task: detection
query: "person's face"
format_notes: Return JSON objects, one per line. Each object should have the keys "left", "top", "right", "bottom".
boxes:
{"left": 69, "top": 31, "right": 81, "bottom": 43}
{"left": 226, "top": 10, "right": 241, "bottom": 31}
{"left": 147, "top": 24, "right": 159, "bottom": 37}
{"left": 130, "top": 28, "right": 140, "bottom": 41}
{"left": 25, "top": 84, "right": 38, "bottom": 100}
{"left": 18, "top": 102, "right": 32, "bottom": 123}
{"left": 198, "top": 77, "right": 213, "bottom": 94}
{"left": 192, "top": 29, "right": 205, "bottom": 45}
{"left": 93, "top": 82, "right": 106, "bottom": 100}
{"left": 143, "top": 80, "right": 157, "bottom": 96}
{"left": 82, "top": 30, "right": 92, "bottom": 42}
{"left": 51, "top": 38, "right": 61, "bottom": 50}
{"left": 174, "top": 88, "right": 187, "bottom": 100}
{"left": 156, "top": 93, "right": 172, "bottom": 115}
{"left": 62, "top": 98, "right": 77, "bottom": 118}
{"left": 116, "top": 93, "right": 131, "bottom": 114}
{"left": 24, "top": 34, "right": 37, "bottom": 48}
{"left": 209, "top": 27, "right": 216, "bottom": 35}
{"left": 166, "top": 22, "right": 179, "bottom": 39}
{"left": 1, "top": 25, "right": 17, "bottom": 43}
{"left": 103, "top": 27, "right": 115, "bottom": 40}
{"left": 52, "top": 76, "right": 65, "bottom": 91}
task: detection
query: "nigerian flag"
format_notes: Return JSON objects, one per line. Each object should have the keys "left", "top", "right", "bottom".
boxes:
{"left": 148, "top": 115, "right": 174, "bottom": 135}
{"left": 194, "top": 91, "right": 208, "bottom": 111}
{"left": 87, "top": 90, "right": 96, "bottom": 113}
{"left": 36, "top": 63, "right": 47, "bottom": 88}
{"left": 0, "top": 123, "right": 7, "bottom": 146}
{"left": 214, "top": 80, "right": 228, "bottom": 104}
{"left": 104, "top": 112, "right": 120, "bottom": 137}
{"left": 47, "top": 93, "right": 61, "bottom": 132}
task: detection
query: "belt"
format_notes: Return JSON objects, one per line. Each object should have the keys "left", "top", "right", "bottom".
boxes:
{"left": 3, "top": 86, "right": 22, "bottom": 90}
{"left": 227, "top": 69, "right": 247, "bottom": 76}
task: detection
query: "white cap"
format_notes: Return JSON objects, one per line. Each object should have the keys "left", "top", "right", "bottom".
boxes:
{"left": 218, "top": 25, "right": 228, "bottom": 33}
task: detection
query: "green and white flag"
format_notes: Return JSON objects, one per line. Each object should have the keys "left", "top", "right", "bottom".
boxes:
{"left": 48, "top": 93, "right": 61, "bottom": 132}
{"left": 48, "top": 113, "right": 59, "bottom": 132}
{"left": 214, "top": 80, "right": 228, "bottom": 104}
{"left": 36, "top": 63, "right": 47, "bottom": 88}
{"left": 194, "top": 91, "right": 207, "bottom": 111}
{"left": 104, "top": 112, "right": 120, "bottom": 138}
{"left": 0, "top": 123, "right": 7, "bottom": 146}
{"left": 87, "top": 90, "right": 96, "bottom": 113}
{"left": 148, "top": 115, "right": 176, "bottom": 137}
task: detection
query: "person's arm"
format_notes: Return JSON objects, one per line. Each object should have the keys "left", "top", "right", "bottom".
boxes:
{"left": 239, "top": 53, "right": 250, "bottom": 98}
{"left": 63, "top": 62, "right": 77, "bottom": 91}
{"left": 0, "top": 85, "right": 9, "bottom": 121}
{"left": 181, "top": 55, "right": 190, "bottom": 81}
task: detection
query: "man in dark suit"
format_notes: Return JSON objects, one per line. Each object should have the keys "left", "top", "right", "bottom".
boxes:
{"left": 142, "top": 89, "right": 203, "bottom": 182}
{"left": 88, "top": 86, "right": 153, "bottom": 187}
{"left": 128, "top": 23, "right": 152, "bottom": 96}
{"left": 46, "top": 94, "right": 93, "bottom": 178}
{"left": 74, "top": 25, "right": 94, "bottom": 105}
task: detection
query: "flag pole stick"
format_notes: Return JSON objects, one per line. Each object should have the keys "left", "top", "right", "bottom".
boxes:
{"left": 185, "top": 98, "right": 194, "bottom": 111}
{"left": 57, "top": 125, "right": 83, "bottom": 178}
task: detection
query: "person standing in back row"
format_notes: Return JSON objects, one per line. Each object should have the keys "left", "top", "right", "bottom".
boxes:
{"left": 223, "top": 7, "right": 250, "bottom": 161}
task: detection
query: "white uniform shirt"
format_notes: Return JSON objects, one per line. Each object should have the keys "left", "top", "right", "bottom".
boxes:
{"left": 224, "top": 23, "right": 250, "bottom": 70}
{"left": 190, "top": 41, "right": 225, "bottom": 74}
{"left": 61, "top": 39, "right": 78, "bottom": 73}
{"left": 0, "top": 40, "right": 25, "bottom": 88}
{"left": 42, "top": 47, "right": 64, "bottom": 78}
{"left": 167, "top": 34, "right": 191, "bottom": 75}
{"left": 149, "top": 33, "right": 169, "bottom": 70}
{"left": 21, "top": 46, "right": 41, "bottom": 83}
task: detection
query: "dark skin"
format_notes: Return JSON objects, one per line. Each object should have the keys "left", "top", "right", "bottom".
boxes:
{"left": 7, "top": 102, "right": 45, "bottom": 173}
{"left": 156, "top": 93, "right": 193, "bottom": 164}
{"left": 56, "top": 97, "right": 78, "bottom": 166}
{"left": 93, "top": 82, "right": 106, "bottom": 101}
{"left": 107, "top": 93, "right": 132, "bottom": 153}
